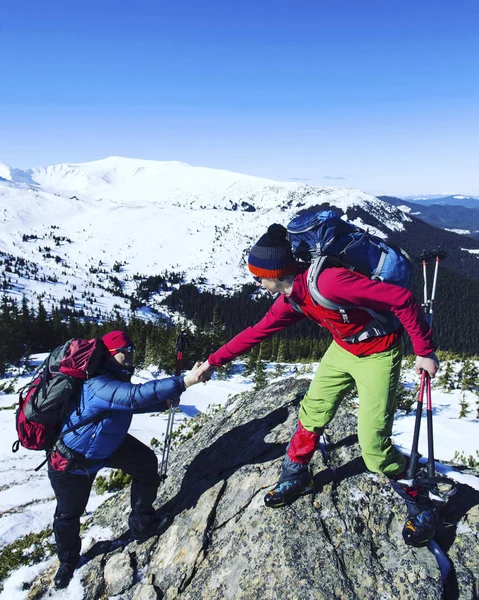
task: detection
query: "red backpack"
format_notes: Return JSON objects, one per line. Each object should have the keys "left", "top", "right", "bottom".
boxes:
{"left": 12, "top": 338, "right": 106, "bottom": 464}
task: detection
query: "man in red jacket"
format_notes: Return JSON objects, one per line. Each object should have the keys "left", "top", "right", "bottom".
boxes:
{"left": 196, "top": 223, "right": 439, "bottom": 547}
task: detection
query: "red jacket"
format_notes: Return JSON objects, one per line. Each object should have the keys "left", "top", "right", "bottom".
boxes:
{"left": 208, "top": 267, "right": 435, "bottom": 367}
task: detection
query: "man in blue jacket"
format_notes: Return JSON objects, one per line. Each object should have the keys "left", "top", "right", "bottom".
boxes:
{"left": 48, "top": 330, "right": 205, "bottom": 589}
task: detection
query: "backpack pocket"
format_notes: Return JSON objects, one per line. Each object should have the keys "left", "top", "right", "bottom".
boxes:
{"left": 23, "top": 375, "right": 80, "bottom": 425}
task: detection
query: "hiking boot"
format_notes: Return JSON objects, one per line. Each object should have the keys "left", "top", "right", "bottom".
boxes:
{"left": 54, "top": 562, "right": 76, "bottom": 589}
{"left": 131, "top": 512, "right": 171, "bottom": 542}
{"left": 264, "top": 472, "right": 315, "bottom": 508}
{"left": 402, "top": 508, "right": 436, "bottom": 547}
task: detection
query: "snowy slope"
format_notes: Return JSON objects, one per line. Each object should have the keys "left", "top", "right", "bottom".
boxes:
{"left": 0, "top": 157, "right": 411, "bottom": 318}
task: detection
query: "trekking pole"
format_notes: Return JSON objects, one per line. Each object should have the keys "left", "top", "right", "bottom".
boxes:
{"left": 420, "top": 250, "right": 431, "bottom": 315}
{"left": 404, "top": 371, "right": 426, "bottom": 482}
{"left": 159, "top": 331, "right": 187, "bottom": 482}
{"left": 403, "top": 248, "right": 456, "bottom": 590}
{"left": 424, "top": 249, "right": 448, "bottom": 485}
{"left": 404, "top": 248, "right": 449, "bottom": 485}
{"left": 428, "top": 249, "right": 448, "bottom": 328}
{"left": 404, "top": 250, "right": 432, "bottom": 482}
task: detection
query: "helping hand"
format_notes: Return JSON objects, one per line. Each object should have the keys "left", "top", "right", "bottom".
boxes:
{"left": 183, "top": 361, "right": 215, "bottom": 388}
{"left": 195, "top": 360, "right": 216, "bottom": 382}
{"left": 415, "top": 352, "right": 439, "bottom": 378}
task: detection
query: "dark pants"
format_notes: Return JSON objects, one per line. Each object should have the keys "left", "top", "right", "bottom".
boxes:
{"left": 48, "top": 434, "right": 161, "bottom": 565}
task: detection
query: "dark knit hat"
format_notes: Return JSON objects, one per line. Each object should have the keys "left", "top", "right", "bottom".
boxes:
{"left": 248, "top": 224, "right": 297, "bottom": 279}
{"left": 102, "top": 330, "right": 134, "bottom": 355}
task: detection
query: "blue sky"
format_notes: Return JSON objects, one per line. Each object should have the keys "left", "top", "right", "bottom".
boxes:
{"left": 1, "top": 0, "right": 478, "bottom": 196}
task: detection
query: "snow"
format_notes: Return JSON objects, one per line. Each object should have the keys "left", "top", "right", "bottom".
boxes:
{"left": 0, "top": 157, "right": 478, "bottom": 594}
{"left": 461, "top": 247, "right": 479, "bottom": 255}
{"left": 0, "top": 359, "right": 478, "bottom": 596}
{"left": 0, "top": 364, "right": 254, "bottom": 552}
{"left": 0, "top": 163, "right": 12, "bottom": 182}
{"left": 0, "top": 156, "right": 411, "bottom": 318}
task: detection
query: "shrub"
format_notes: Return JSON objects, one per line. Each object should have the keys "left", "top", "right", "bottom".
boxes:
{"left": 95, "top": 470, "right": 132, "bottom": 494}
{"left": 0, "top": 378, "right": 17, "bottom": 395}
{"left": 0, "top": 528, "right": 54, "bottom": 592}
{"left": 395, "top": 379, "right": 419, "bottom": 414}
{"left": 169, "top": 405, "right": 223, "bottom": 448}
{"left": 452, "top": 450, "right": 479, "bottom": 468}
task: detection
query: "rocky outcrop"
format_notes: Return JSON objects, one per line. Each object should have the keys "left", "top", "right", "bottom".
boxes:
{"left": 28, "top": 378, "right": 479, "bottom": 599}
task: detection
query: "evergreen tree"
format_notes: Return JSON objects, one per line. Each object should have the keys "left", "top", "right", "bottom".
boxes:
{"left": 460, "top": 359, "right": 479, "bottom": 392}
{"left": 395, "top": 374, "right": 417, "bottom": 413}
{"left": 277, "top": 339, "right": 290, "bottom": 362}
{"left": 144, "top": 334, "right": 159, "bottom": 368}
{"left": 438, "top": 360, "right": 456, "bottom": 392}
{"left": 210, "top": 307, "right": 226, "bottom": 350}
{"left": 19, "top": 295, "right": 32, "bottom": 352}
{"left": 253, "top": 357, "right": 268, "bottom": 390}
{"left": 243, "top": 346, "right": 260, "bottom": 377}
{"left": 459, "top": 391, "right": 471, "bottom": 419}
{"left": 215, "top": 363, "right": 234, "bottom": 381}
{"left": 34, "top": 300, "right": 51, "bottom": 350}
{"left": 273, "top": 363, "right": 286, "bottom": 378}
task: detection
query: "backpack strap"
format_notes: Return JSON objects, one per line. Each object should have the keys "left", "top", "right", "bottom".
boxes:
{"left": 33, "top": 411, "right": 108, "bottom": 472}
{"left": 372, "top": 249, "right": 388, "bottom": 280}
{"left": 306, "top": 260, "right": 401, "bottom": 342}
{"left": 288, "top": 298, "right": 304, "bottom": 314}
{"left": 342, "top": 310, "right": 400, "bottom": 344}
{"left": 307, "top": 257, "right": 353, "bottom": 323}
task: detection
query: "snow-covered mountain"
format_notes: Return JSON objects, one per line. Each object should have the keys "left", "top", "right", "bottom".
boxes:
{"left": 379, "top": 195, "right": 479, "bottom": 241}
{"left": 403, "top": 194, "right": 479, "bottom": 209}
{"left": 0, "top": 157, "right": 412, "bottom": 319}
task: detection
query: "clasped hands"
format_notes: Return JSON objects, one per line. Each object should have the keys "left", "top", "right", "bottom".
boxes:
{"left": 183, "top": 360, "right": 216, "bottom": 389}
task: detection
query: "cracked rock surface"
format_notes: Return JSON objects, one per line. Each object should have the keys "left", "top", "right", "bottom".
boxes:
{"left": 28, "top": 378, "right": 479, "bottom": 599}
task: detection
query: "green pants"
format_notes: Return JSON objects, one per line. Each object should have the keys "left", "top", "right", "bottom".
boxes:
{"left": 299, "top": 340, "right": 406, "bottom": 476}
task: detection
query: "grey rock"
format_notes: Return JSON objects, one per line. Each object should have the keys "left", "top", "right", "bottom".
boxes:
{"left": 29, "top": 377, "right": 479, "bottom": 599}
{"left": 104, "top": 551, "right": 134, "bottom": 596}
{"left": 131, "top": 583, "right": 163, "bottom": 600}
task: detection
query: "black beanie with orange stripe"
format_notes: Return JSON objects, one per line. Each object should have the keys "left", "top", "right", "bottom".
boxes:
{"left": 247, "top": 224, "right": 297, "bottom": 279}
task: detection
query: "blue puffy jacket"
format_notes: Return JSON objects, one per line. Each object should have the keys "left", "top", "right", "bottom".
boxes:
{"left": 58, "top": 361, "right": 185, "bottom": 474}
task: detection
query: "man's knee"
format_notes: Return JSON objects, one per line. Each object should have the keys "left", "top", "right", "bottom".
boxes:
{"left": 54, "top": 507, "right": 85, "bottom": 524}
{"left": 139, "top": 446, "right": 158, "bottom": 477}
{"left": 132, "top": 447, "right": 159, "bottom": 485}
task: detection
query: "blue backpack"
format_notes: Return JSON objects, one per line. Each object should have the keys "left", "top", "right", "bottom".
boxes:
{"left": 286, "top": 210, "right": 413, "bottom": 342}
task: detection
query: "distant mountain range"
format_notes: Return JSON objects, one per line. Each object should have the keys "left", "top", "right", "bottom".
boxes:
{"left": 1, "top": 156, "right": 478, "bottom": 352}
{"left": 379, "top": 196, "right": 479, "bottom": 241}
{"left": 403, "top": 194, "right": 479, "bottom": 209}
